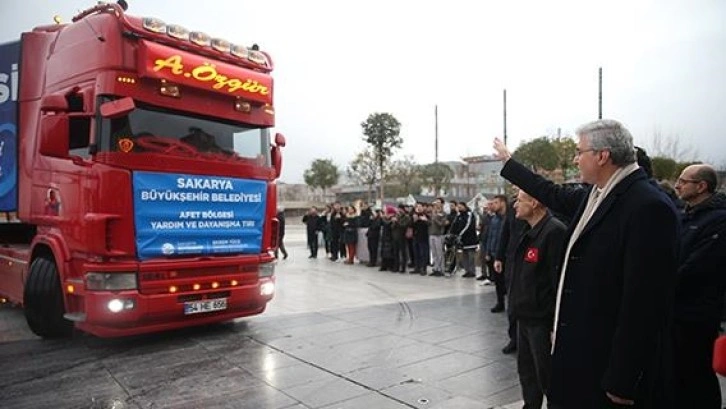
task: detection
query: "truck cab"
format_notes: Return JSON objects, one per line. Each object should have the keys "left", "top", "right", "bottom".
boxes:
{"left": 0, "top": 2, "right": 284, "bottom": 337}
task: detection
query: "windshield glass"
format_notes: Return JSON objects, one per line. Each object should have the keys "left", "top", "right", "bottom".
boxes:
{"left": 97, "top": 97, "right": 270, "bottom": 165}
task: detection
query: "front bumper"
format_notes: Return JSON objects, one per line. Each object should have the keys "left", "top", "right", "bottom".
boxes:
{"left": 67, "top": 277, "right": 274, "bottom": 337}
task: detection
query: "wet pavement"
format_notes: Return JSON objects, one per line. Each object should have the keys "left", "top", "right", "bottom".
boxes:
{"left": 1, "top": 225, "right": 724, "bottom": 408}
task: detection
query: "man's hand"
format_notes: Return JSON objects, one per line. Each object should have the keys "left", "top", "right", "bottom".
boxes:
{"left": 494, "top": 260, "right": 503, "bottom": 273}
{"left": 606, "top": 392, "right": 634, "bottom": 406}
{"left": 493, "top": 138, "right": 512, "bottom": 162}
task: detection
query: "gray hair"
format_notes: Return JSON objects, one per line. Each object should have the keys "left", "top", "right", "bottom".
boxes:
{"left": 576, "top": 119, "right": 636, "bottom": 167}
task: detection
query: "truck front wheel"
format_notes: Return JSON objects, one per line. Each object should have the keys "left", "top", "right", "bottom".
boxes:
{"left": 24, "top": 257, "right": 73, "bottom": 338}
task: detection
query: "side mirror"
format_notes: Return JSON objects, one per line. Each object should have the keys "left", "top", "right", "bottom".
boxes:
{"left": 39, "top": 115, "right": 70, "bottom": 157}
{"left": 271, "top": 146, "right": 282, "bottom": 179}
{"left": 274, "top": 132, "right": 286, "bottom": 147}
{"left": 40, "top": 94, "right": 68, "bottom": 112}
{"left": 100, "top": 97, "right": 135, "bottom": 118}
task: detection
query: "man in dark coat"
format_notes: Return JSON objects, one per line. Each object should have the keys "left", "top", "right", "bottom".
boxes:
{"left": 508, "top": 189, "right": 567, "bottom": 409}
{"left": 493, "top": 119, "right": 680, "bottom": 408}
{"left": 495, "top": 196, "right": 529, "bottom": 354}
{"left": 275, "top": 206, "right": 288, "bottom": 259}
{"left": 328, "top": 202, "right": 345, "bottom": 261}
{"left": 366, "top": 209, "right": 382, "bottom": 267}
{"left": 302, "top": 207, "right": 320, "bottom": 258}
{"left": 672, "top": 164, "right": 726, "bottom": 408}
{"left": 483, "top": 195, "right": 507, "bottom": 310}
{"left": 444, "top": 200, "right": 459, "bottom": 273}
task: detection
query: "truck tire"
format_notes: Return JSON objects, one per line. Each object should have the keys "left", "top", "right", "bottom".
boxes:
{"left": 23, "top": 257, "right": 73, "bottom": 338}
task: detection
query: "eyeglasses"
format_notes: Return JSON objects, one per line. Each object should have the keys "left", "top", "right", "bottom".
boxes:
{"left": 574, "top": 148, "right": 598, "bottom": 157}
{"left": 676, "top": 177, "right": 701, "bottom": 185}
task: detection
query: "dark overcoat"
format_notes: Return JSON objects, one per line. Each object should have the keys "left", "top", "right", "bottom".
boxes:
{"left": 501, "top": 159, "right": 679, "bottom": 408}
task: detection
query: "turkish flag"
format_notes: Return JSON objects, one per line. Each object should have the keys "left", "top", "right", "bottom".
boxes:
{"left": 524, "top": 247, "right": 539, "bottom": 263}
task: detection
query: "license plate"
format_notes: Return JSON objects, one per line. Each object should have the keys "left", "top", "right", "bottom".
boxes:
{"left": 184, "top": 298, "right": 227, "bottom": 315}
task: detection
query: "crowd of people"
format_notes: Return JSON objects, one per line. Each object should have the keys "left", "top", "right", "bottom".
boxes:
{"left": 296, "top": 196, "right": 526, "bottom": 283}
{"left": 278, "top": 118, "right": 725, "bottom": 409}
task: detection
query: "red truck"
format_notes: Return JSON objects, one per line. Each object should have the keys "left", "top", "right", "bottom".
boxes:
{"left": 0, "top": 2, "right": 285, "bottom": 337}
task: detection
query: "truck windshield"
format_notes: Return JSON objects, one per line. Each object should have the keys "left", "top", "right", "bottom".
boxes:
{"left": 97, "top": 98, "right": 270, "bottom": 165}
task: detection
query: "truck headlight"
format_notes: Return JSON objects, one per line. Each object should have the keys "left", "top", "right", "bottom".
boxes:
{"left": 260, "top": 282, "right": 275, "bottom": 296}
{"left": 259, "top": 263, "right": 275, "bottom": 278}
{"left": 85, "top": 272, "right": 137, "bottom": 291}
{"left": 108, "top": 299, "right": 136, "bottom": 313}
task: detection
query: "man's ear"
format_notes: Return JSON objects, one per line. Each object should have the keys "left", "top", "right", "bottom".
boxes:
{"left": 596, "top": 150, "right": 611, "bottom": 166}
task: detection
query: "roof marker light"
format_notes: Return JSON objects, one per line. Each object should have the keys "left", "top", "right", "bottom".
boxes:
{"left": 142, "top": 17, "right": 166, "bottom": 33}
{"left": 190, "top": 31, "right": 211, "bottom": 47}
{"left": 167, "top": 24, "right": 190, "bottom": 40}
{"left": 248, "top": 50, "right": 269, "bottom": 66}
{"left": 211, "top": 38, "right": 231, "bottom": 54}
{"left": 231, "top": 44, "right": 250, "bottom": 59}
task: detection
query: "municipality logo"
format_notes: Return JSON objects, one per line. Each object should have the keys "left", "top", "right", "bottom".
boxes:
{"left": 161, "top": 243, "right": 175, "bottom": 255}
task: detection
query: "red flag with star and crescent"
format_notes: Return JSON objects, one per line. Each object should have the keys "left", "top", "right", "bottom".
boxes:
{"left": 524, "top": 247, "right": 539, "bottom": 263}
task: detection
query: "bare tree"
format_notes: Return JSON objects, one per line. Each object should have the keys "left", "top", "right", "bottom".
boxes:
{"left": 388, "top": 155, "right": 422, "bottom": 196}
{"left": 647, "top": 130, "right": 698, "bottom": 162}
{"left": 347, "top": 148, "right": 380, "bottom": 202}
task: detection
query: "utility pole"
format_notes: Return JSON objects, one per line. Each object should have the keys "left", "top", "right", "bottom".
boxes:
{"left": 598, "top": 67, "right": 602, "bottom": 119}
{"left": 434, "top": 104, "right": 439, "bottom": 163}
{"left": 503, "top": 89, "right": 508, "bottom": 146}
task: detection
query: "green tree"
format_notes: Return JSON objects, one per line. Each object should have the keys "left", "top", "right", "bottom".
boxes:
{"left": 361, "top": 113, "right": 403, "bottom": 203}
{"left": 550, "top": 136, "right": 578, "bottom": 176}
{"left": 303, "top": 158, "right": 339, "bottom": 197}
{"left": 388, "top": 155, "right": 422, "bottom": 196}
{"left": 347, "top": 148, "right": 381, "bottom": 202}
{"left": 650, "top": 156, "right": 678, "bottom": 181}
{"left": 420, "top": 162, "right": 454, "bottom": 195}
{"left": 512, "top": 137, "right": 558, "bottom": 172}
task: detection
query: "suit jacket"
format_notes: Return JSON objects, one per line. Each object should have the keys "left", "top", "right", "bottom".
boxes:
{"left": 501, "top": 159, "right": 679, "bottom": 409}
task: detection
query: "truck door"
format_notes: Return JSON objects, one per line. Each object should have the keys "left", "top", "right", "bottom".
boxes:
{"left": 33, "top": 89, "right": 95, "bottom": 267}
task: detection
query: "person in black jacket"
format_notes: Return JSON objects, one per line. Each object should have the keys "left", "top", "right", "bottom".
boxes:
{"left": 672, "top": 164, "right": 726, "bottom": 408}
{"left": 302, "top": 207, "right": 320, "bottom": 258}
{"left": 449, "top": 202, "right": 478, "bottom": 277}
{"left": 508, "top": 189, "right": 567, "bottom": 409}
{"left": 329, "top": 202, "right": 346, "bottom": 261}
{"left": 484, "top": 195, "right": 507, "bottom": 310}
{"left": 379, "top": 206, "right": 396, "bottom": 271}
{"left": 493, "top": 119, "right": 680, "bottom": 409}
{"left": 275, "top": 206, "right": 288, "bottom": 259}
{"left": 366, "top": 209, "right": 382, "bottom": 267}
{"left": 444, "top": 200, "right": 459, "bottom": 273}
{"left": 495, "top": 194, "right": 528, "bottom": 354}
{"left": 411, "top": 203, "right": 431, "bottom": 275}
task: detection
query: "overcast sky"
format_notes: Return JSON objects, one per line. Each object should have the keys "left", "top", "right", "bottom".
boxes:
{"left": 2, "top": 0, "right": 725, "bottom": 183}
